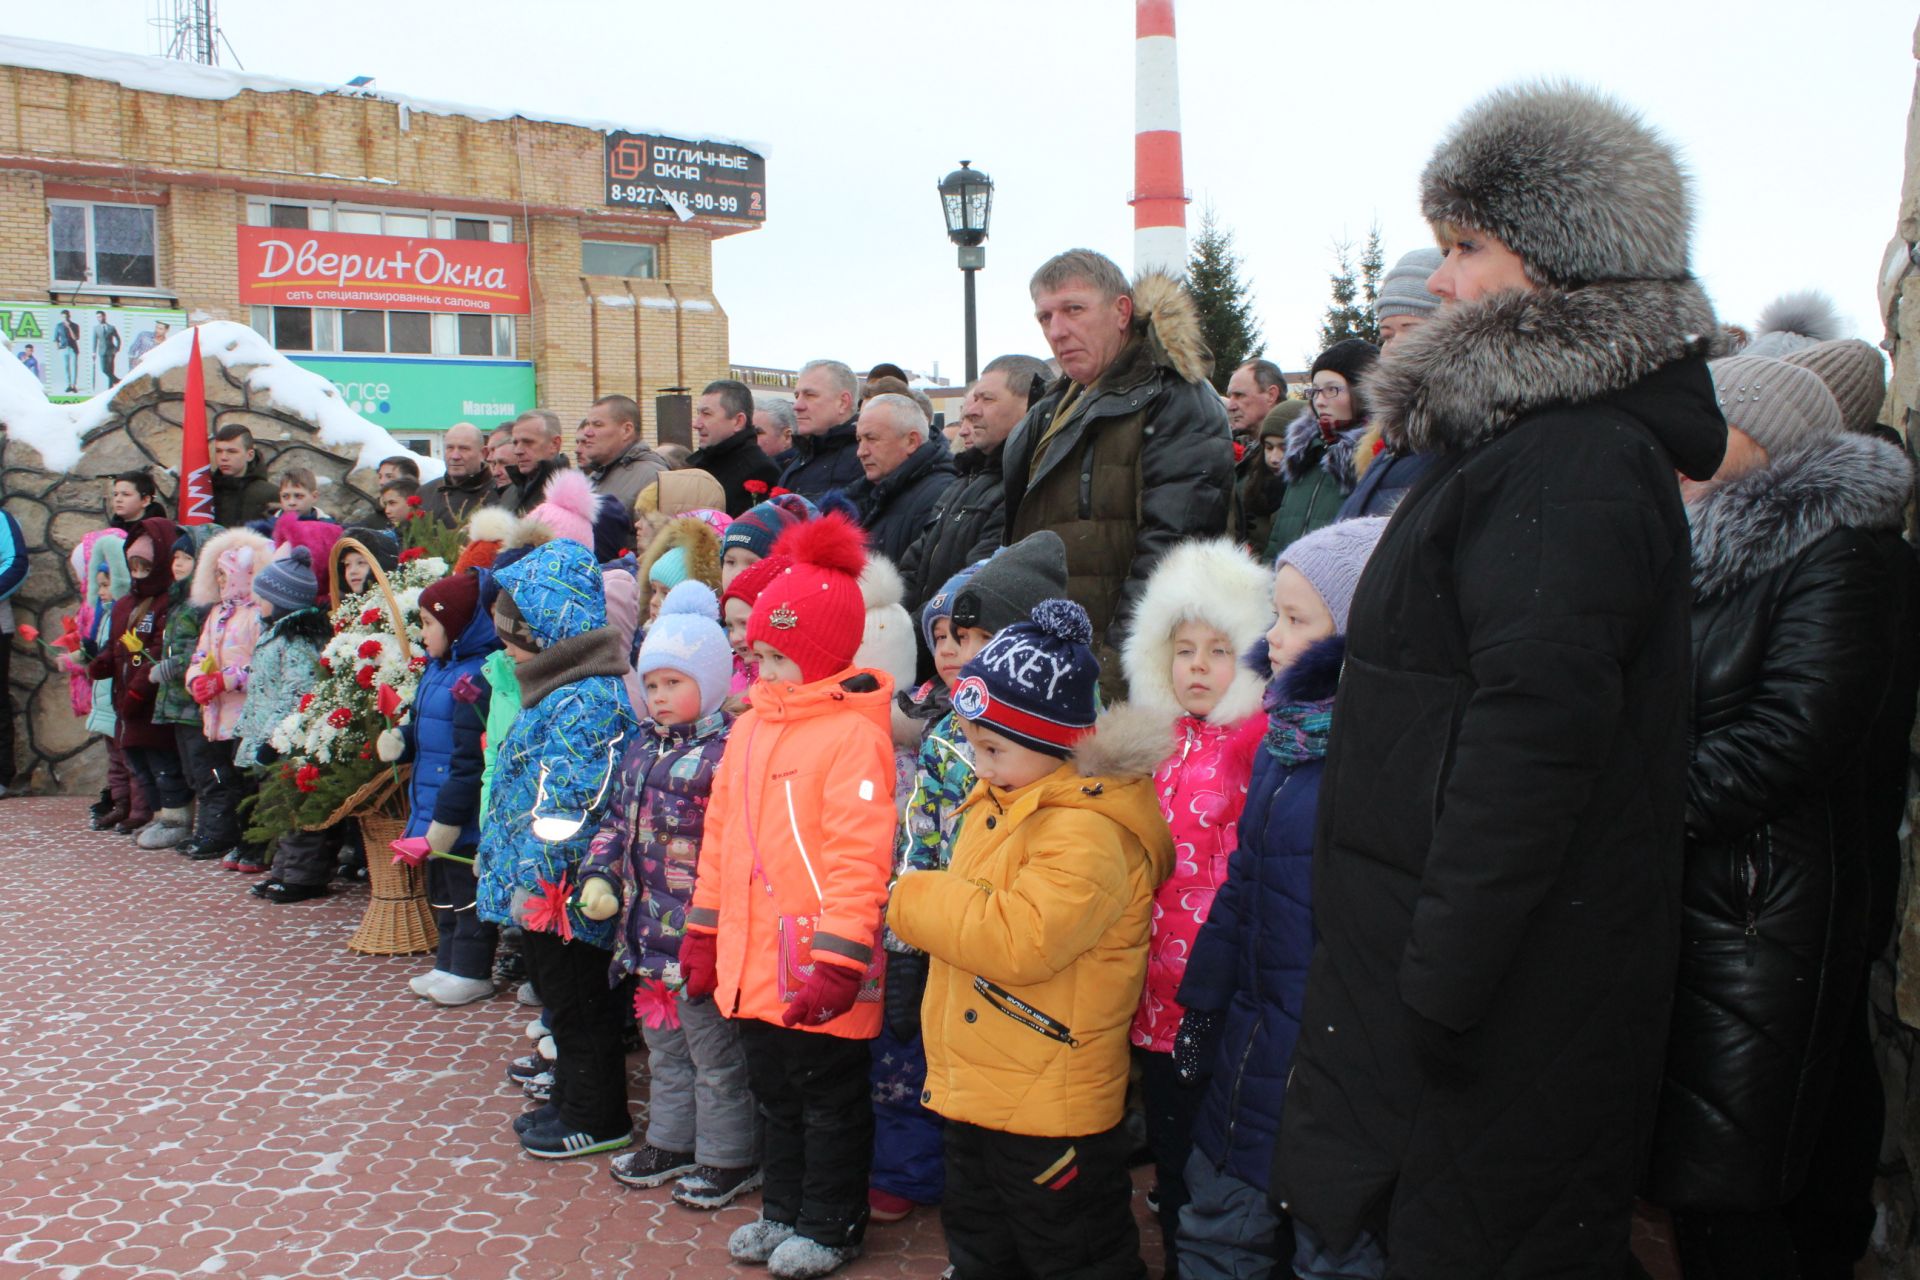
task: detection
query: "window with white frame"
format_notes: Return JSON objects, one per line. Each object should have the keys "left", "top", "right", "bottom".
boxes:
{"left": 244, "top": 199, "right": 512, "bottom": 243}
{"left": 49, "top": 201, "right": 158, "bottom": 290}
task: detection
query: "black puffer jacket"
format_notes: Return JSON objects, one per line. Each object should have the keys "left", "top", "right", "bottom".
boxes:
{"left": 210, "top": 453, "right": 280, "bottom": 528}
{"left": 1646, "top": 433, "right": 1912, "bottom": 1211}
{"left": 777, "top": 418, "right": 864, "bottom": 500}
{"left": 840, "top": 436, "right": 957, "bottom": 567}
{"left": 1273, "top": 278, "right": 1728, "bottom": 1278}
{"left": 1000, "top": 271, "right": 1234, "bottom": 687}
{"left": 899, "top": 444, "right": 1005, "bottom": 613}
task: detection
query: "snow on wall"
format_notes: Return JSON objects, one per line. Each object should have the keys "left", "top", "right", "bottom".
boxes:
{"left": 0, "top": 321, "right": 441, "bottom": 479}
{"left": 0, "top": 34, "right": 769, "bottom": 155}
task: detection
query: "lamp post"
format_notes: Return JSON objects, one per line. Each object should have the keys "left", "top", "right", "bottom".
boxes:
{"left": 938, "top": 160, "right": 994, "bottom": 383}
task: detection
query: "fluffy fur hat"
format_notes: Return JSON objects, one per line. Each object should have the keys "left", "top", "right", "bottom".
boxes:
{"left": 1421, "top": 81, "right": 1693, "bottom": 287}
{"left": 639, "top": 516, "right": 722, "bottom": 592}
{"left": 454, "top": 505, "right": 515, "bottom": 574}
{"left": 855, "top": 553, "right": 918, "bottom": 696}
{"left": 1741, "top": 291, "right": 1845, "bottom": 360}
{"left": 1121, "top": 538, "right": 1273, "bottom": 726}
{"left": 190, "top": 528, "right": 272, "bottom": 607}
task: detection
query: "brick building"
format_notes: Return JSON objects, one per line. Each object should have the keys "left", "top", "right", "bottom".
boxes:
{"left": 0, "top": 34, "right": 762, "bottom": 456}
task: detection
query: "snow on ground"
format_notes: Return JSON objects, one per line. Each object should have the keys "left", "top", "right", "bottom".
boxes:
{"left": 0, "top": 321, "right": 440, "bottom": 479}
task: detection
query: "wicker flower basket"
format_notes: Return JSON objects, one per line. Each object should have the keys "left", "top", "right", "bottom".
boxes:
{"left": 346, "top": 768, "right": 439, "bottom": 957}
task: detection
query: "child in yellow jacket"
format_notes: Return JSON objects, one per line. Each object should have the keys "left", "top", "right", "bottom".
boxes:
{"left": 889, "top": 599, "right": 1174, "bottom": 1280}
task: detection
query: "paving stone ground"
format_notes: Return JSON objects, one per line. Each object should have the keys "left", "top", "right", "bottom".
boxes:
{"left": 0, "top": 796, "right": 1694, "bottom": 1280}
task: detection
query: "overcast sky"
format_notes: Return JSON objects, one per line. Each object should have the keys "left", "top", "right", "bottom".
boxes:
{"left": 13, "top": 1, "right": 1918, "bottom": 381}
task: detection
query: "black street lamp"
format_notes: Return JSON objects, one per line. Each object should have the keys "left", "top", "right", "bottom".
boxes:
{"left": 938, "top": 160, "right": 994, "bottom": 383}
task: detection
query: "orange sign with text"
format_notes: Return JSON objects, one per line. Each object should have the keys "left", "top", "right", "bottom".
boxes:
{"left": 236, "top": 227, "right": 531, "bottom": 315}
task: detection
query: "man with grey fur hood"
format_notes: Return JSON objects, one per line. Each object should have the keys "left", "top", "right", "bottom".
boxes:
{"left": 1274, "top": 82, "right": 1729, "bottom": 1279}
{"left": 1646, "top": 357, "right": 1914, "bottom": 1280}
{"left": 1000, "top": 249, "right": 1235, "bottom": 700}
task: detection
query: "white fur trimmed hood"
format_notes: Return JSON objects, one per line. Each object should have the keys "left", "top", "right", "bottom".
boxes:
{"left": 189, "top": 528, "right": 273, "bottom": 607}
{"left": 1120, "top": 538, "right": 1273, "bottom": 725}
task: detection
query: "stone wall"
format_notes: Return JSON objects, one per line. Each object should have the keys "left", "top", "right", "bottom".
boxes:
{"left": 3, "top": 355, "right": 382, "bottom": 796}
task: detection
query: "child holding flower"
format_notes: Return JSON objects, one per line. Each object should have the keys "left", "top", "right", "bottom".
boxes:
{"left": 579, "top": 581, "right": 759, "bottom": 1208}
{"left": 378, "top": 570, "right": 500, "bottom": 1006}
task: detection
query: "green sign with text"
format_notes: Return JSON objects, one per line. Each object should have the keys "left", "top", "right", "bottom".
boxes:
{"left": 288, "top": 355, "right": 536, "bottom": 433}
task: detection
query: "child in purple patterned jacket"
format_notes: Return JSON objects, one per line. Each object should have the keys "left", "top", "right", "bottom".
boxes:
{"left": 579, "top": 581, "right": 760, "bottom": 1210}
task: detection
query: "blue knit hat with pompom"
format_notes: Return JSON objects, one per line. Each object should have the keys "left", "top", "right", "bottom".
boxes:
{"left": 636, "top": 581, "right": 733, "bottom": 718}
{"left": 951, "top": 598, "right": 1099, "bottom": 758}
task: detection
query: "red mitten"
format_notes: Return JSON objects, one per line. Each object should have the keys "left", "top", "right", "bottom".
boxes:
{"left": 189, "top": 672, "right": 224, "bottom": 705}
{"left": 679, "top": 930, "right": 718, "bottom": 1000}
{"left": 781, "top": 959, "right": 865, "bottom": 1027}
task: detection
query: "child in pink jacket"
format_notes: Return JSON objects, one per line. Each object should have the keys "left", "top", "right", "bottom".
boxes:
{"left": 1116, "top": 537, "right": 1274, "bottom": 1274}
{"left": 188, "top": 529, "right": 271, "bottom": 866}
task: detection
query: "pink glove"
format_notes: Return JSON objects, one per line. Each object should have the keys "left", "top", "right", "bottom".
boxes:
{"left": 781, "top": 959, "right": 866, "bottom": 1027}
{"left": 679, "top": 930, "right": 718, "bottom": 999}
{"left": 388, "top": 837, "right": 431, "bottom": 867}
{"left": 189, "top": 672, "right": 224, "bottom": 705}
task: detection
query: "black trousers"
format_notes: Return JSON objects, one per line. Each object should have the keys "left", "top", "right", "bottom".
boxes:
{"left": 941, "top": 1119, "right": 1146, "bottom": 1280}
{"left": 1136, "top": 1047, "right": 1202, "bottom": 1277}
{"left": 523, "top": 929, "right": 629, "bottom": 1139}
{"left": 737, "top": 1019, "right": 873, "bottom": 1247}
{"left": 126, "top": 742, "right": 191, "bottom": 810}
{"left": 193, "top": 736, "right": 251, "bottom": 850}
{"left": 426, "top": 858, "right": 496, "bottom": 981}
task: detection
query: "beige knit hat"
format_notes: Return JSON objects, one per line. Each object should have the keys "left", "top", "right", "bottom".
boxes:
{"left": 1781, "top": 339, "right": 1887, "bottom": 435}
{"left": 1708, "top": 356, "right": 1843, "bottom": 458}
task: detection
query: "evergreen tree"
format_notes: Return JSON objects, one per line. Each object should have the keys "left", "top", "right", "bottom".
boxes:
{"left": 1318, "top": 230, "right": 1384, "bottom": 351}
{"left": 1187, "top": 204, "right": 1264, "bottom": 392}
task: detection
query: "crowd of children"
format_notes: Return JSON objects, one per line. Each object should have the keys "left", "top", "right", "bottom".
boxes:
{"left": 57, "top": 440, "right": 1392, "bottom": 1280}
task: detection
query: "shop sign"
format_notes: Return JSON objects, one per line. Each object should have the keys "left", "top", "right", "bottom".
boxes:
{"left": 238, "top": 227, "right": 531, "bottom": 315}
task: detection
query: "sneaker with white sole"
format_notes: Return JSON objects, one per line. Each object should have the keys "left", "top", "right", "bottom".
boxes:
{"left": 505, "top": 1053, "right": 547, "bottom": 1086}
{"left": 410, "top": 969, "right": 453, "bottom": 999}
{"left": 427, "top": 973, "right": 495, "bottom": 1007}
{"left": 673, "top": 1163, "right": 763, "bottom": 1209}
{"left": 519, "top": 1117, "right": 631, "bottom": 1160}
{"left": 767, "top": 1234, "right": 862, "bottom": 1279}
{"left": 607, "top": 1144, "right": 697, "bottom": 1189}
{"left": 516, "top": 981, "right": 541, "bottom": 1007}
{"left": 728, "top": 1218, "right": 798, "bottom": 1264}
{"left": 521, "top": 1069, "right": 554, "bottom": 1102}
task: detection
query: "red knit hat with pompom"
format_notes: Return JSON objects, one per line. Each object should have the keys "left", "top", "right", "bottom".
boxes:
{"left": 721, "top": 553, "right": 788, "bottom": 613}
{"left": 745, "top": 512, "right": 869, "bottom": 684}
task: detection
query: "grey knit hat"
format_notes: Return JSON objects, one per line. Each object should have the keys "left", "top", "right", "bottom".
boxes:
{"left": 1375, "top": 247, "right": 1445, "bottom": 320}
{"left": 254, "top": 546, "right": 319, "bottom": 614}
{"left": 1782, "top": 339, "right": 1887, "bottom": 435}
{"left": 1708, "top": 356, "right": 1843, "bottom": 458}
{"left": 951, "top": 530, "right": 1069, "bottom": 636}
{"left": 1276, "top": 517, "right": 1388, "bottom": 634}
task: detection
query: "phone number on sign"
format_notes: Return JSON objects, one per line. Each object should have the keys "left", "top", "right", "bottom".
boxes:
{"left": 608, "top": 186, "right": 742, "bottom": 213}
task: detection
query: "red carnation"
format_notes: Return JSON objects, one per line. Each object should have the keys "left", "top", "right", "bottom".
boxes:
{"left": 357, "top": 638, "right": 382, "bottom": 659}
{"left": 408, "top": 655, "right": 428, "bottom": 672}
{"left": 298, "top": 693, "right": 316, "bottom": 712}
{"left": 359, "top": 748, "right": 372, "bottom": 760}
{"left": 1231, "top": 441, "right": 1247, "bottom": 462}
{"left": 1372, "top": 437, "right": 1388, "bottom": 456}
{"left": 406, "top": 494, "right": 422, "bottom": 507}
{"left": 355, "top": 665, "right": 376, "bottom": 690}
{"left": 399, "top": 547, "right": 425, "bottom": 563}
{"left": 771, "top": 486, "right": 792, "bottom": 497}
{"left": 319, "top": 657, "right": 333, "bottom": 672}
{"left": 327, "top": 706, "right": 352, "bottom": 727}
{"left": 359, "top": 608, "right": 381, "bottom": 625}
{"left": 743, "top": 479, "right": 769, "bottom": 496}
{"left": 294, "top": 764, "right": 321, "bottom": 793}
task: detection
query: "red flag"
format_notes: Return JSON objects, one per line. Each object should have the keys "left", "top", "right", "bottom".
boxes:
{"left": 177, "top": 328, "right": 214, "bottom": 525}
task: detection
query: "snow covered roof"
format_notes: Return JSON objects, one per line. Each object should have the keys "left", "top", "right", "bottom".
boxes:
{"left": 0, "top": 35, "right": 768, "bottom": 155}
{"left": 0, "top": 320, "right": 440, "bottom": 479}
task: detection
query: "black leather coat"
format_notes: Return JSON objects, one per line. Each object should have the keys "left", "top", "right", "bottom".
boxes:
{"left": 1647, "top": 433, "right": 1913, "bottom": 1211}
{"left": 899, "top": 444, "right": 1005, "bottom": 614}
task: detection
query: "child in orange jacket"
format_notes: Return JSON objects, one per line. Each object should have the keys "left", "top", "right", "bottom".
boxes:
{"left": 682, "top": 512, "right": 896, "bottom": 1280}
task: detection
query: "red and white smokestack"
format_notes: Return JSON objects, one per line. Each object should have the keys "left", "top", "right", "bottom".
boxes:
{"left": 1132, "top": 0, "right": 1189, "bottom": 277}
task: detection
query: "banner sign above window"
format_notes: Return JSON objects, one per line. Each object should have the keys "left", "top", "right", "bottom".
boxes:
{"left": 236, "top": 227, "right": 531, "bottom": 315}
{"left": 604, "top": 132, "right": 766, "bottom": 223}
